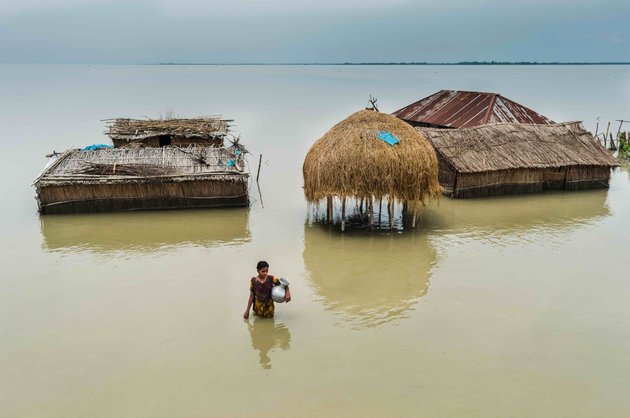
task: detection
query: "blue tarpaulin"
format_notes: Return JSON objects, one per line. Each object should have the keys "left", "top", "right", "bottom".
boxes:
{"left": 226, "top": 159, "right": 236, "bottom": 167}
{"left": 82, "top": 144, "right": 113, "bottom": 151}
{"left": 377, "top": 130, "right": 400, "bottom": 146}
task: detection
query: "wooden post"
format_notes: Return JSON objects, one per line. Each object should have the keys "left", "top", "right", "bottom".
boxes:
{"left": 256, "top": 154, "right": 263, "bottom": 182}
{"left": 402, "top": 201, "right": 408, "bottom": 228}
{"left": 609, "top": 133, "right": 616, "bottom": 150}
{"left": 326, "top": 196, "right": 333, "bottom": 224}
{"left": 615, "top": 121, "right": 623, "bottom": 143}
{"left": 369, "top": 197, "right": 374, "bottom": 228}
{"left": 604, "top": 122, "right": 610, "bottom": 149}
{"left": 412, "top": 207, "right": 417, "bottom": 229}
{"left": 359, "top": 198, "right": 364, "bottom": 215}
{"left": 378, "top": 197, "right": 382, "bottom": 227}
{"left": 341, "top": 197, "right": 346, "bottom": 232}
{"left": 388, "top": 198, "right": 394, "bottom": 229}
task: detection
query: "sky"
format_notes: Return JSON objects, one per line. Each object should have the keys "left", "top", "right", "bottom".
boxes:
{"left": 0, "top": 0, "right": 628, "bottom": 63}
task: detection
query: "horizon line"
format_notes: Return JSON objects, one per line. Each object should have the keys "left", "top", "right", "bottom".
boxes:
{"left": 155, "top": 61, "right": 630, "bottom": 66}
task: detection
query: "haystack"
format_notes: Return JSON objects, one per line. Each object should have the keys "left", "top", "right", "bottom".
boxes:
{"left": 303, "top": 110, "right": 441, "bottom": 230}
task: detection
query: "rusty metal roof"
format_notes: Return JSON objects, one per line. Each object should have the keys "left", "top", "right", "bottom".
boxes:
{"left": 392, "top": 90, "right": 554, "bottom": 128}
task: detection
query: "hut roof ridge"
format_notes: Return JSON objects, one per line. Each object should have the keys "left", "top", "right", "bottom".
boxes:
{"left": 106, "top": 116, "right": 232, "bottom": 141}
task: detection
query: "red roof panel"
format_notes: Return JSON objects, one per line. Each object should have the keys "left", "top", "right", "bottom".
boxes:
{"left": 393, "top": 90, "right": 554, "bottom": 128}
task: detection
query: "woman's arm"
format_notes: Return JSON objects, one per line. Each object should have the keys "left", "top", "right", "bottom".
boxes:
{"left": 284, "top": 286, "right": 291, "bottom": 303}
{"left": 244, "top": 291, "right": 254, "bottom": 319}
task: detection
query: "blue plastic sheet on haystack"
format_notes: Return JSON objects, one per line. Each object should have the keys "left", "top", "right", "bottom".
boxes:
{"left": 226, "top": 159, "right": 236, "bottom": 167}
{"left": 377, "top": 130, "right": 400, "bottom": 145}
{"left": 82, "top": 144, "right": 113, "bottom": 151}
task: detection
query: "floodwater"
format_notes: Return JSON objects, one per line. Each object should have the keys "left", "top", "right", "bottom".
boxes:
{"left": 1, "top": 64, "right": 630, "bottom": 417}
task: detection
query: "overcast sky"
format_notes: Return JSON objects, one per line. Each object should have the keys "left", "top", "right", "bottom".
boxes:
{"left": 0, "top": 0, "right": 628, "bottom": 63}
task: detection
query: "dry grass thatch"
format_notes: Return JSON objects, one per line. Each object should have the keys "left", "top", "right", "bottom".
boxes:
{"left": 33, "top": 147, "right": 249, "bottom": 213}
{"left": 35, "top": 146, "right": 247, "bottom": 187}
{"left": 106, "top": 117, "right": 231, "bottom": 141}
{"left": 303, "top": 110, "right": 441, "bottom": 204}
{"left": 417, "top": 121, "right": 619, "bottom": 173}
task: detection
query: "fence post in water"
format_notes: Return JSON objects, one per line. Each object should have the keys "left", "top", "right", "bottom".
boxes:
{"left": 341, "top": 197, "right": 346, "bottom": 232}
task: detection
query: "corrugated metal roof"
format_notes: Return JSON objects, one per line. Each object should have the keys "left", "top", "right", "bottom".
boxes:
{"left": 392, "top": 90, "right": 554, "bottom": 128}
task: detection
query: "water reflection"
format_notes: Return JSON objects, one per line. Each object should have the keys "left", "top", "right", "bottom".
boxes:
{"left": 247, "top": 319, "right": 291, "bottom": 369}
{"left": 40, "top": 208, "right": 250, "bottom": 253}
{"left": 421, "top": 190, "right": 610, "bottom": 244}
{"left": 303, "top": 225, "right": 437, "bottom": 328}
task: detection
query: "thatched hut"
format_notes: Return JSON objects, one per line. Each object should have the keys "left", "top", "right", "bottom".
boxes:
{"left": 34, "top": 146, "right": 248, "bottom": 214}
{"left": 303, "top": 110, "right": 441, "bottom": 230}
{"left": 105, "top": 117, "right": 231, "bottom": 148}
{"left": 417, "top": 122, "right": 619, "bottom": 198}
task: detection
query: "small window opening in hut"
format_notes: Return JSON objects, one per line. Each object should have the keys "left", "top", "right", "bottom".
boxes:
{"left": 158, "top": 135, "right": 172, "bottom": 147}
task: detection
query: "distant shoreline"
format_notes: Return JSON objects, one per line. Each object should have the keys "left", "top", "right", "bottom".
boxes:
{"left": 157, "top": 61, "right": 630, "bottom": 66}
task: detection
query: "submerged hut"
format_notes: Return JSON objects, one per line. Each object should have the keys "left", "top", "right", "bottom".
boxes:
{"left": 393, "top": 90, "right": 554, "bottom": 128}
{"left": 34, "top": 146, "right": 248, "bottom": 214}
{"left": 417, "top": 122, "right": 619, "bottom": 198}
{"left": 106, "top": 117, "right": 231, "bottom": 148}
{"left": 303, "top": 110, "right": 441, "bottom": 231}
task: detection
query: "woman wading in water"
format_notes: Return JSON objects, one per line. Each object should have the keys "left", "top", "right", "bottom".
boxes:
{"left": 244, "top": 261, "right": 291, "bottom": 319}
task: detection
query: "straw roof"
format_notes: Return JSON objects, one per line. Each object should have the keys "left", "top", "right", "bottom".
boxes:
{"left": 35, "top": 147, "right": 247, "bottom": 187}
{"left": 417, "top": 122, "right": 619, "bottom": 173}
{"left": 106, "top": 117, "right": 231, "bottom": 141}
{"left": 303, "top": 110, "right": 441, "bottom": 203}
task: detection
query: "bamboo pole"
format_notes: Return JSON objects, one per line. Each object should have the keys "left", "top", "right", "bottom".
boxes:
{"left": 369, "top": 197, "right": 374, "bottom": 228}
{"left": 402, "top": 201, "right": 408, "bottom": 228}
{"left": 341, "top": 197, "right": 346, "bottom": 232}
{"left": 378, "top": 197, "right": 382, "bottom": 226}
{"left": 604, "top": 122, "right": 610, "bottom": 149}
{"left": 256, "top": 154, "right": 262, "bottom": 182}
{"left": 326, "top": 196, "right": 333, "bottom": 224}
{"left": 388, "top": 197, "right": 394, "bottom": 229}
{"left": 412, "top": 207, "right": 417, "bottom": 229}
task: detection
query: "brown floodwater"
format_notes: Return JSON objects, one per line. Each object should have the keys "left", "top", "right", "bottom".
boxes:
{"left": 2, "top": 65, "right": 630, "bottom": 417}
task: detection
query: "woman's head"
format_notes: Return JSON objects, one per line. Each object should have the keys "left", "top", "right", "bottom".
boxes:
{"left": 256, "top": 261, "right": 269, "bottom": 278}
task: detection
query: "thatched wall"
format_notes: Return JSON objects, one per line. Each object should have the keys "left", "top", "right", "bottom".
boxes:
{"left": 106, "top": 117, "right": 230, "bottom": 148}
{"left": 418, "top": 122, "right": 619, "bottom": 198}
{"left": 112, "top": 136, "right": 224, "bottom": 148}
{"left": 447, "top": 166, "right": 613, "bottom": 198}
{"left": 566, "top": 166, "right": 612, "bottom": 191}
{"left": 38, "top": 179, "right": 248, "bottom": 214}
